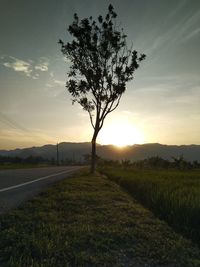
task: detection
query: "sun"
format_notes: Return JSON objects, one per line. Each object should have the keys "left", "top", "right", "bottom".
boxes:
{"left": 98, "top": 120, "right": 144, "bottom": 147}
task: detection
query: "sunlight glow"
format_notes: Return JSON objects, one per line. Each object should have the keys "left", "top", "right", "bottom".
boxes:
{"left": 98, "top": 120, "right": 144, "bottom": 147}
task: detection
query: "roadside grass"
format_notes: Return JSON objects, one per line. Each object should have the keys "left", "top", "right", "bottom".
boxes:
{"left": 0, "top": 170, "right": 200, "bottom": 267}
{"left": 100, "top": 168, "right": 200, "bottom": 247}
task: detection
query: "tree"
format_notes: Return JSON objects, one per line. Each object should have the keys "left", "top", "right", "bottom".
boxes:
{"left": 59, "top": 5, "right": 146, "bottom": 173}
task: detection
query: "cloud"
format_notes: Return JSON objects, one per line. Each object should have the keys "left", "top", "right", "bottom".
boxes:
{"left": 52, "top": 79, "right": 65, "bottom": 86}
{"left": 35, "top": 64, "right": 48, "bottom": 71}
{"left": 0, "top": 111, "right": 30, "bottom": 133}
{"left": 147, "top": 8, "right": 200, "bottom": 56}
{"left": 182, "top": 28, "right": 200, "bottom": 42}
{"left": 1, "top": 55, "right": 50, "bottom": 79}
{"left": 0, "top": 112, "right": 56, "bottom": 149}
{"left": 46, "top": 71, "right": 65, "bottom": 87}
{"left": 46, "top": 83, "right": 54, "bottom": 88}
{"left": 2, "top": 56, "right": 32, "bottom": 77}
{"left": 0, "top": 127, "right": 55, "bottom": 150}
{"left": 35, "top": 57, "right": 49, "bottom": 71}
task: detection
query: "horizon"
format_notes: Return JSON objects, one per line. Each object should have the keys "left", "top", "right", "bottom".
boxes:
{"left": 1, "top": 141, "right": 200, "bottom": 152}
{"left": 1, "top": 0, "right": 200, "bottom": 150}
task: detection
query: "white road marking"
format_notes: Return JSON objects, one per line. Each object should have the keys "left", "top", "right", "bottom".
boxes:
{"left": 0, "top": 169, "right": 76, "bottom": 193}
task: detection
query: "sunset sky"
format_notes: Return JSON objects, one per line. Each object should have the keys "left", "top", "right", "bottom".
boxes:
{"left": 0, "top": 0, "right": 200, "bottom": 149}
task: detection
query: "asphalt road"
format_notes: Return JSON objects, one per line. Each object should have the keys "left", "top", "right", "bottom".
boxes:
{"left": 0, "top": 166, "right": 83, "bottom": 213}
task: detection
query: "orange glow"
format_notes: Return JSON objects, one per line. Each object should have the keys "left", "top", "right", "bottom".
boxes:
{"left": 98, "top": 120, "right": 144, "bottom": 147}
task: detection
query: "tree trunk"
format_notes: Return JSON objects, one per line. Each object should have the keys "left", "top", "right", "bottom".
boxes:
{"left": 91, "top": 137, "right": 96, "bottom": 174}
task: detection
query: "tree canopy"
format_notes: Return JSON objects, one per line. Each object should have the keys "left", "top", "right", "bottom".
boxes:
{"left": 59, "top": 4, "right": 146, "bottom": 172}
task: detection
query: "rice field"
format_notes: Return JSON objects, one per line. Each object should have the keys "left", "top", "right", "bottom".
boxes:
{"left": 101, "top": 168, "right": 200, "bottom": 246}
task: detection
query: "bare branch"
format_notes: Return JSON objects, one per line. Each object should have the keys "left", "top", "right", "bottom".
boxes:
{"left": 88, "top": 110, "right": 95, "bottom": 129}
{"left": 108, "top": 94, "right": 122, "bottom": 113}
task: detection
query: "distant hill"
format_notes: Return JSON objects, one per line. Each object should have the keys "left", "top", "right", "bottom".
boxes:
{"left": 0, "top": 142, "right": 200, "bottom": 162}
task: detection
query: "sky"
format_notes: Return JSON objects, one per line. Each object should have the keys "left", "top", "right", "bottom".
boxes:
{"left": 0, "top": 0, "right": 200, "bottom": 149}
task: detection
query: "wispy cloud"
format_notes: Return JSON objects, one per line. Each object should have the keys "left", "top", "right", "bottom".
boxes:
{"left": 46, "top": 71, "right": 65, "bottom": 87}
{"left": 2, "top": 56, "right": 32, "bottom": 77}
{"left": 52, "top": 79, "right": 65, "bottom": 86}
{"left": 182, "top": 28, "right": 200, "bottom": 42}
{"left": 35, "top": 57, "right": 49, "bottom": 71}
{"left": 0, "top": 127, "right": 55, "bottom": 149}
{"left": 0, "top": 112, "right": 55, "bottom": 148}
{"left": 1, "top": 55, "right": 49, "bottom": 79}
{"left": 0, "top": 111, "right": 30, "bottom": 133}
{"left": 147, "top": 8, "right": 200, "bottom": 55}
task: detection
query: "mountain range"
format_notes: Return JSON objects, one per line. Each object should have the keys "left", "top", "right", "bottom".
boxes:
{"left": 0, "top": 142, "right": 200, "bottom": 162}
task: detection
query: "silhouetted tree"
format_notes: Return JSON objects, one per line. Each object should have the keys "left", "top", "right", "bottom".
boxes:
{"left": 171, "top": 155, "right": 192, "bottom": 170}
{"left": 144, "top": 156, "right": 170, "bottom": 169}
{"left": 121, "top": 159, "right": 131, "bottom": 169}
{"left": 59, "top": 5, "right": 146, "bottom": 173}
{"left": 193, "top": 160, "right": 200, "bottom": 168}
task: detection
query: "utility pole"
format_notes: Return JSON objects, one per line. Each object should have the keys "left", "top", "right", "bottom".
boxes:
{"left": 56, "top": 143, "right": 59, "bottom": 166}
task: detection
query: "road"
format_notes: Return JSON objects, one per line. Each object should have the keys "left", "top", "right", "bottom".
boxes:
{"left": 0, "top": 166, "right": 83, "bottom": 213}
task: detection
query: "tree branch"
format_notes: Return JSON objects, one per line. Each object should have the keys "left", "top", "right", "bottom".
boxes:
{"left": 88, "top": 110, "right": 95, "bottom": 129}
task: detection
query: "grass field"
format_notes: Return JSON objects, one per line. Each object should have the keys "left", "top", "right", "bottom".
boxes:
{"left": 0, "top": 171, "right": 200, "bottom": 266}
{"left": 100, "top": 168, "right": 200, "bottom": 247}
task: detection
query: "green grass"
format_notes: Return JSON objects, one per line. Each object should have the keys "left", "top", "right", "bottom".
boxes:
{"left": 0, "top": 170, "right": 200, "bottom": 266}
{"left": 100, "top": 168, "right": 200, "bottom": 247}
